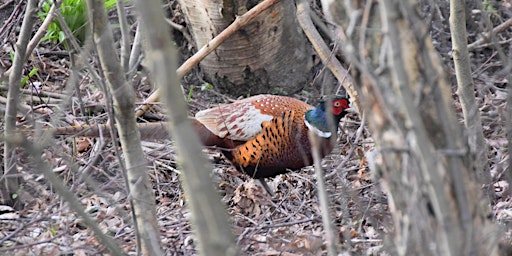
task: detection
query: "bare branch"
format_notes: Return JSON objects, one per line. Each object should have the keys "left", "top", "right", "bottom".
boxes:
{"left": 3, "top": 0, "right": 38, "bottom": 209}
{"left": 134, "top": 0, "right": 239, "bottom": 255}
{"left": 449, "top": 0, "right": 490, "bottom": 185}
{"left": 296, "top": 0, "right": 359, "bottom": 111}
{"left": 86, "top": 0, "right": 163, "bottom": 254}
{"left": 6, "top": 135, "right": 126, "bottom": 256}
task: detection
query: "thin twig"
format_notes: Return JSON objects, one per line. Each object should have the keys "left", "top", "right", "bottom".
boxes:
{"left": 308, "top": 130, "right": 341, "bottom": 256}
{"left": 6, "top": 135, "right": 126, "bottom": 255}
{"left": 116, "top": 0, "right": 131, "bottom": 73}
{"left": 24, "top": 0, "right": 63, "bottom": 63}
{"left": 468, "top": 17, "right": 512, "bottom": 51}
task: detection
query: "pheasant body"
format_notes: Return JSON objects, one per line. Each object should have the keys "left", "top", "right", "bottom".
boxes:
{"left": 194, "top": 95, "right": 350, "bottom": 178}
{"left": 47, "top": 95, "right": 350, "bottom": 180}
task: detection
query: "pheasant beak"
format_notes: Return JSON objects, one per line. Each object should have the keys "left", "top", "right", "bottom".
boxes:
{"left": 345, "top": 106, "right": 356, "bottom": 113}
{"left": 344, "top": 102, "right": 357, "bottom": 114}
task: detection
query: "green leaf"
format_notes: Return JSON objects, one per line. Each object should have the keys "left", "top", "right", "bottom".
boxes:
{"left": 201, "top": 83, "right": 214, "bottom": 90}
{"left": 21, "top": 76, "right": 29, "bottom": 88}
{"left": 105, "top": 0, "right": 117, "bottom": 10}
{"left": 58, "top": 31, "right": 66, "bottom": 44}
{"left": 187, "top": 86, "right": 194, "bottom": 102}
{"left": 50, "top": 225, "right": 57, "bottom": 236}
{"left": 28, "top": 68, "right": 39, "bottom": 77}
{"left": 38, "top": 0, "right": 131, "bottom": 47}
{"left": 20, "top": 68, "right": 39, "bottom": 87}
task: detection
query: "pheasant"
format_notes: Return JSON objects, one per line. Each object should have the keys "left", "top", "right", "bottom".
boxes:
{"left": 193, "top": 95, "right": 350, "bottom": 179}
{"left": 46, "top": 95, "right": 350, "bottom": 189}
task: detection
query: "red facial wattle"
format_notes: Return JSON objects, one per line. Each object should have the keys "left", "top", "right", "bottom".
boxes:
{"left": 331, "top": 98, "right": 350, "bottom": 115}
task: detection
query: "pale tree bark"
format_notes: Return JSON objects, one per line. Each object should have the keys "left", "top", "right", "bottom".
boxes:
{"left": 2, "top": 0, "right": 37, "bottom": 210}
{"left": 134, "top": 0, "right": 238, "bottom": 255}
{"left": 321, "top": 0, "right": 499, "bottom": 255}
{"left": 85, "top": 0, "right": 163, "bottom": 254}
{"left": 449, "top": 0, "right": 490, "bottom": 186}
{"left": 135, "top": 0, "right": 282, "bottom": 116}
{"left": 177, "top": 0, "right": 310, "bottom": 96}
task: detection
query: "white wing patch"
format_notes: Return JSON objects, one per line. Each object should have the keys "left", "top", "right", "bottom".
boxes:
{"left": 304, "top": 119, "right": 332, "bottom": 138}
{"left": 195, "top": 102, "right": 273, "bottom": 141}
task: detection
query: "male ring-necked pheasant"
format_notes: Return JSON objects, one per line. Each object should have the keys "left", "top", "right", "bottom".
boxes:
{"left": 193, "top": 94, "right": 350, "bottom": 180}
{"left": 48, "top": 95, "right": 350, "bottom": 189}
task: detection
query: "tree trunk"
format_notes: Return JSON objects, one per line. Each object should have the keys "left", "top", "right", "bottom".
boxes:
{"left": 178, "top": 0, "right": 310, "bottom": 96}
{"left": 322, "top": 0, "right": 499, "bottom": 255}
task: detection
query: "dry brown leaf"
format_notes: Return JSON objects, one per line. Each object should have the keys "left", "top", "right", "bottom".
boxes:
{"left": 350, "top": 228, "right": 358, "bottom": 238}
{"left": 303, "top": 233, "right": 323, "bottom": 251}
{"left": 76, "top": 138, "right": 91, "bottom": 152}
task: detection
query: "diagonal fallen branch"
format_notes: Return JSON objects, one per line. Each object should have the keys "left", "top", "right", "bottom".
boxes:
{"left": 135, "top": 0, "right": 282, "bottom": 117}
{"left": 296, "top": 0, "right": 360, "bottom": 113}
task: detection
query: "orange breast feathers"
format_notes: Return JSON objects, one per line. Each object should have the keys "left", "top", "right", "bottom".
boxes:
{"left": 193, "top": 95, "right": 316, "bottom": 178}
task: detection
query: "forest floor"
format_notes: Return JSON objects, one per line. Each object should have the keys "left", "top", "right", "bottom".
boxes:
{"left": 0, "top": 0, "right": 511, "bottom": 255}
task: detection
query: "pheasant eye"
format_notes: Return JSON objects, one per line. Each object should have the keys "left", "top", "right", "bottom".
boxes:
{"left": 338, "top": 99, "right": 350, "bottom": 109}
{"left": 334, "top": 101, "right": 341, "bottom": 107}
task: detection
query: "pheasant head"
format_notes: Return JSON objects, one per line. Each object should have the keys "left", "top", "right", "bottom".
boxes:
{"left": 304, "top": 96, "right": 351, "bottom": 138}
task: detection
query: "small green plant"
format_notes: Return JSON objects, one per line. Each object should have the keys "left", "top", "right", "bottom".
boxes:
{"left": 21, "top": 68, "right": 39, "bottom": 88}
{"left": 186, "top": 83, "right": 214, "bottom": 102}
{"left": 201, "top": 82, "right": 214, "bottom": 91}
{"left": 38, "top": 0, "right": 87, "bottom": 46}
{"left": 9, "top": 51, "right": 39, "bottom": 88}
{"left": 483, "top": 0, "right": 498, "bottom": 17}
{"left": 49, "top": 225, "right": 58, "bottom": 236}
{"left": 187, "top": 86, "right": 194, "bottom": 102}
{"left": 38, "top": 0, "right": 122, "bottom": 47}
